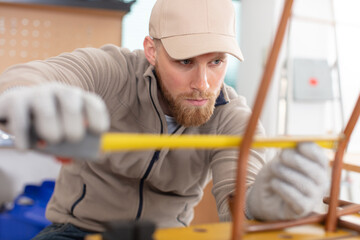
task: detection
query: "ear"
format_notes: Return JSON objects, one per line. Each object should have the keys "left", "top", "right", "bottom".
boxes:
{"left": 143, "top": 36, "right": 157, "bottom": 66}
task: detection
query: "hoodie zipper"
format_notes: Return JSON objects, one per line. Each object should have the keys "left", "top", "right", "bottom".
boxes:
{"left": 135, "top": 78, "right": 163, "bottom": 220}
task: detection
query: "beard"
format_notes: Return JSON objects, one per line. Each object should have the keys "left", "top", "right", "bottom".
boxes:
{"left": 155, "top": 66, "right": 219, "bottom": 127}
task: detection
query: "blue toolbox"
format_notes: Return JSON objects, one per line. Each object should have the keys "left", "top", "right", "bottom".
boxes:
{"left": 0, "top": 180, "right": 55, "bottom": 240}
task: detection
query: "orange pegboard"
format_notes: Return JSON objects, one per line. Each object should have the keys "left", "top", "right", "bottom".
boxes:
{"left": 0, "top": 3, "right": 127, "bottom": 73}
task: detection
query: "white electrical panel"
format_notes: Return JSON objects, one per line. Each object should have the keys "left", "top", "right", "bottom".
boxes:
{"left": 293, "top": 58, "right": 334, "bottom": 101}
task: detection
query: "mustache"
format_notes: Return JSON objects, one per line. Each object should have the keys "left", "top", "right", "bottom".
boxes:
{"left": 178, "top": 91, "right": 216, "bottom": 99}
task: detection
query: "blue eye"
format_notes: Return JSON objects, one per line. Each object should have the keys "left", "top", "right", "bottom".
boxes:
{"left": 213, "top": 59, "right": 221, "bottom": 64}
{"left": 180, "top": 59, "right": 192, "bottom": 65}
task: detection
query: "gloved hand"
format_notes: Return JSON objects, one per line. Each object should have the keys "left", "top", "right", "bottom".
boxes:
{"left": 246, "top": 142, "right": 329, "bottom": 221}
{"left": 0, "top": 83, "right": 109, "bottom": 150}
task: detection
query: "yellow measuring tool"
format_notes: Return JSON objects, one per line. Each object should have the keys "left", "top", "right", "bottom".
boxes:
{"left": 101, "top": 133, "right": 341, "bottom": 151}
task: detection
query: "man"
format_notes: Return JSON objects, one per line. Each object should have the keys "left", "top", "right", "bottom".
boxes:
{"left": 0, "top": 0, "right": 328, "bottom": 239}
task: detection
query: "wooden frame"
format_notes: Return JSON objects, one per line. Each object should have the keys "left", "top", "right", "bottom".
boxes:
{"left": 230, "top": 0, "right": 360, "bottom": 239}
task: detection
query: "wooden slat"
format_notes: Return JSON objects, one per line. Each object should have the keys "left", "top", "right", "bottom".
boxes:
{"left": 231, "top": 1, "right": 294, "bottom": 239}
{"left": 326, "top": 95, "right": 360, "bottom": 231}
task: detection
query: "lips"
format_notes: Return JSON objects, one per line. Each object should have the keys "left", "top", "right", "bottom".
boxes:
{"left": 186, "top": 99, "right": 208, "bottom": 106}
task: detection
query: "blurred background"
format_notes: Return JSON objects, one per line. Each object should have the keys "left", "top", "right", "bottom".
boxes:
{"left": 0, "top": 0, "right": 359, "bottom": 233}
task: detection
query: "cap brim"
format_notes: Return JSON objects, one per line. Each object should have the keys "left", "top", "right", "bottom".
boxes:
{"left": 161, "top": 34, "right": 244, "bottom": 61}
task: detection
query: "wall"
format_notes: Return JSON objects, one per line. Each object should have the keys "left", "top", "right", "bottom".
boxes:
{"left": 333, "top": 0, "right": 360, "bottom": 153}
{"left": 237, "top": 0, "right": 282, "bottom": 137}
{"left": 237, "top": 0, "right": 360, "bottom": 152}
{"left": 122, "top": 0, "right": 156, "bottom": 51}
{"left": 238, "top": 0, "right": 360, "bottom": 203}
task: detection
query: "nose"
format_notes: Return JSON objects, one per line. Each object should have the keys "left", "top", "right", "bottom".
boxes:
{"left": 191, "top": 65, "right": 210, "bottom": 92}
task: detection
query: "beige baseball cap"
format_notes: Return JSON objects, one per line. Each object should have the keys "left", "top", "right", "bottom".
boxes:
{"left": 149, "top": 0, "right": 244, "bottom": 61}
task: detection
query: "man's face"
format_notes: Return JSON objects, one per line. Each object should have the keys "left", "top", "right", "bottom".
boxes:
{"left": 154, "top": 43, "right": 228, "bottom": 127}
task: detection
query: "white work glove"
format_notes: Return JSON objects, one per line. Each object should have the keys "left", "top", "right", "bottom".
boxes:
{"left": 246, "top": 142, "right": 329, "bottom": 221}
{"left": 0, "top": 83, "right": 109, "bottom": 150}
